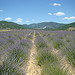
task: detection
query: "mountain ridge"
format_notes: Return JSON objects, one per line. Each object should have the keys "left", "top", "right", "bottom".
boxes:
{"left": 23, "top": 22, "right": 65, "bottom": 29}
{"left": 0, "top": 21, "right": 75, "bottom": 30}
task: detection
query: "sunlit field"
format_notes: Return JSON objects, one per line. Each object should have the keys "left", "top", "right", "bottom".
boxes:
{"left": 0, "top": 30, "right": 75, "bottom": 75}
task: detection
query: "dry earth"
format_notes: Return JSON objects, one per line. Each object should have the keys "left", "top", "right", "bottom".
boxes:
{"left": 26, "top": 31, "right": 41, "bottom": 75}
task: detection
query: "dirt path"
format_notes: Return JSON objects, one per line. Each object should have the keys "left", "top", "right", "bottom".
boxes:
{"left": 26, "top": 31, "right": 41, "bottom": 75}
{"left": 0, "top": 30, "right": 11, "bottom": 31}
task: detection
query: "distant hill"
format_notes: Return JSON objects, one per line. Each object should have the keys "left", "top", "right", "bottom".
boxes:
{"left": 0, "top": 21, "right": 75, "bottom": 30}
{"left": 0, "top": 21, "right": 27, "bottom": 29}
{"left": 23, "top": 22, "right": 65, "bottom": 29}
{"left": 55, "top": 22, "right": 75, "bottom": 30}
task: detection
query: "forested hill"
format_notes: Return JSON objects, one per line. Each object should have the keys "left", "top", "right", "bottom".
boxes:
{"left": 0, "top": 21, "right": 75, "bottom": 30}
{"left": 56, "top": 22, "right": 75, "bottom": 30}
{"left": 23, "top": 22, "right": 65, "bottom": 29}
{"left": 0, "top": 21, "right": 27, "bottom": 29}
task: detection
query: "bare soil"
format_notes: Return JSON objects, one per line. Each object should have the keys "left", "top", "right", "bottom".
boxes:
{"left": 26, "top": 31, "right": 41, "bottom": 75}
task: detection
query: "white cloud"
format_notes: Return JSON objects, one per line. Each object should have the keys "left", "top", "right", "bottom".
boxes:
{"left": 41, "top": 21, "right": 45, "bottom": 22}
{"left": 17, "top": 18, "right": 22, "bottom": 21}
{"left": 5, "top": 17, "right": 11, "bottom": 20}
{"left": 69, "top": 16, "right": 75, "bottom": 20}
{"left": 15, "top": 20, "right": 22, "bottom": 23}
{"left": 54, "top": 12, "right": 65, "bottom": 16}
{"left": 62, "top": 17, "right": 69, "bottom": 20}
{"left": 0, "top": 10, "right": 3, "bottom": 12}
{"left": 32, "top": 19, "right": 35, "bottom": 22}
{"left": 63, "top": 16, "right": 75, "bottom": 20}
{"left": 15, "top": 18, "right": 23, "bottom": 23}
{"left": 53, "top": 3, "right": 61, "bottom": 6}
{"left": 48, "top": 13, "right": 52, "bottom": 15}
{"left": 26, "top": 21, "right": 30, "bottom": 23}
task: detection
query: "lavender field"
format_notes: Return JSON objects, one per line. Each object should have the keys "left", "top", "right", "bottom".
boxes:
{"left": 0, "top": 30, "right": 75, "bottom": 75}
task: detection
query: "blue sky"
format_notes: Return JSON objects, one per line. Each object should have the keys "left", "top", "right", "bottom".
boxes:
{"left": 0, "top": 0, "right": 75, "bottom": 24}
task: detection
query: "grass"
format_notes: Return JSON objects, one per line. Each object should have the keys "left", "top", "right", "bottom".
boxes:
{"left": 8, "top": 39, "right": 15, "bottom": 44}
{"left": 63, "top": 47, "right": 75, "bottom": 67}
{"left": 35, "top": 32, "right": 40, "bottom": 37}
{"left": 36, "top": 49, "right": 67, "bottom": 75}
{"left": 46, "top": 37, "right": 53, "bottom": 42}
{"left": 42, "top": 34, "right": 46, "bottom": 37}
{"left": 9, "top": 48, "right": 27, "bottom": 63}
{"left": 20, "top": 41, "right": 30, "bottom": 48}
{"left": 59, "top": 37, "right": 63, "bottom": 39}
{"left": 37, "top": 51, "right": 57, "bottom": 66}
{"left": 35, "top": 39, "right": 48, "bottom": 50}
{"left": 37, "top": 42, "right": 47, "bottom": 49}
{"left": 31, "top": 32, "right": 34, "bottom": 35}
{"left": 26, "top": 35, "right": 33, "bottom": 40}
{"left": 41, "top": 63, "right": 67, "bottom": 75}
{"left": 17, "top": 36, "right": 22, "bottom": 40}
{"left": 50, "top": 33, "right": 56, "bottom": 36}
{"left": 67, "top": 51, "right": 75, "bottom": 66}
{"left": 52, "top": 40, "right": 66, "bottom": 49}
{"left": 8, "top": 36, "right": 12, "bottom": 38}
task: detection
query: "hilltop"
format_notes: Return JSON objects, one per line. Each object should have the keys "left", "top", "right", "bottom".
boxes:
{"left": 0, "top": 21, "right": 27, "bottom": 29}
{"left": 55, "top": 22, "right": 75, "bottom": 30}
{"left": 24, "top": 22, "right": 65, "bottom": 29}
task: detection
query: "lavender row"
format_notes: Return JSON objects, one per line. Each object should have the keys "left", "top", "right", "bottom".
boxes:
{"left": 0, "top": 30, "right": 32, "bottom": 53}
{"left": 0, "top": 30, "right": 33, "bottom": 63}
{"left": 38, "top": 30, "right": 75, "bottom": 67}
{"left": 34, "top": 31, "right": 67, "bottom": 75}
{"left": 0, "top": 31, "right": 33, "bottom": 75}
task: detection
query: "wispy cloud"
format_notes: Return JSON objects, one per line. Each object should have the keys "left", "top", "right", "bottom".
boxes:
{"left": 15, "top": 18, "right": 23, "bottom": 23}
{"left": 54, "top": 12, "right": 65, "bottom": 16}
{"left": 53, "top": 3, "right": 61, "bottom": 6}
{"left": 26, "top": 21, "right": 30, "bottom": 23}
{"left": 0, "top": 10, "right": 3, "bottom": 12}
{"left": 5, "top": 17, "right": 11, "bottom": 20}
{"left": 63, "top": 16, "right": 75, "bottom": 20}
{"left": 41, "top": 21, "right": 45, "bottom": 22}
{"left": 48, "top": 13, "right": 52, "bottom": 15}
{"left": 15, "top": 20, "right": 22, "bottom": 23}
{"left": 17, "top": 18, "right": 22, "bottom": 21}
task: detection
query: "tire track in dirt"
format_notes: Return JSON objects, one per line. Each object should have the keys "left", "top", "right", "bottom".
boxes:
{"left": 26, "top": 31, "right": 41, "bottom": 75}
